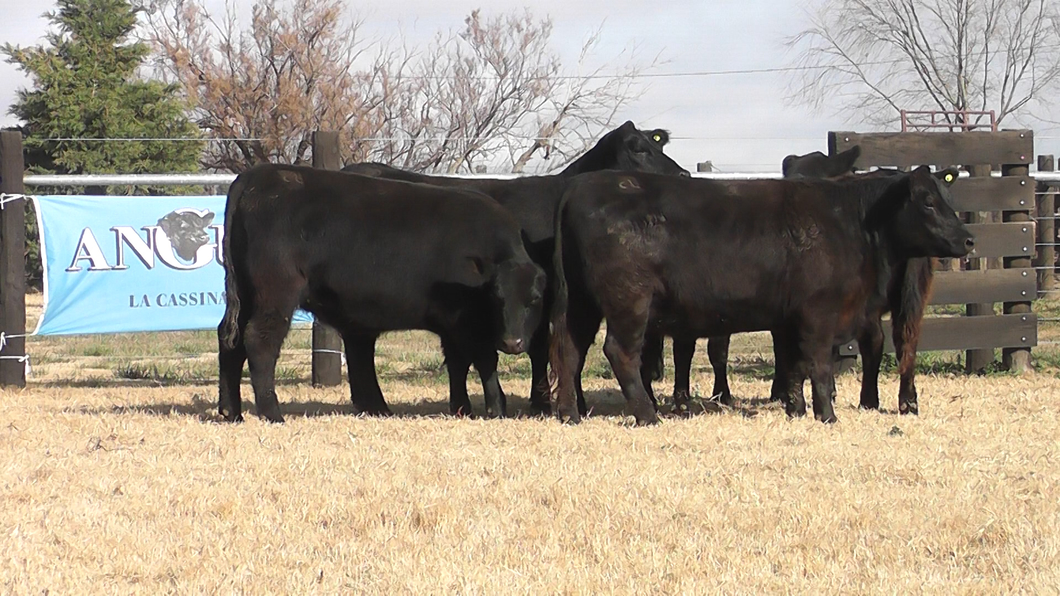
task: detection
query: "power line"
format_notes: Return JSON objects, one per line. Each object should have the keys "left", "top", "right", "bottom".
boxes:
{"left": 36, "top": 135, "right": 1060, "bottom": 143}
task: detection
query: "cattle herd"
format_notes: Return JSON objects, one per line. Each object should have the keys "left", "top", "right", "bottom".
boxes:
{"left": 217, "top": 121, "right": 975, "bottom": 426}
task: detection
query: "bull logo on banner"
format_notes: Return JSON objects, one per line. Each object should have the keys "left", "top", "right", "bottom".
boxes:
{"left": 66, "top": 208, "right": 223, "bottom": 272}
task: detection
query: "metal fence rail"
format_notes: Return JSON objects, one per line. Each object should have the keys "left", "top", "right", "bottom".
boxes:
{"left": 22, "top": 170, "right": 1060, "bottom": 187}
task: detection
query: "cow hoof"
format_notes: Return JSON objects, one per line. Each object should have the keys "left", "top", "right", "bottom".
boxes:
{"left": 859, "top": 399, "right": 880, "bottom": 411}
{"left": 355, "top": 404, "right": 393, "bottom": 417}
{"left": 219, "top": 408, "right": 244, "bottom": 423}
{"left": 785, "top": 404, "right": 807, "bottom": 418}
{"left": 558, "top": 412, "right": 581, "bottom": 425}
{"left": 636, "top": 414, "right": 659, "bottom": 426}
{"left": 818, "top": 413, "right": 838, "bottom": 424}
{"left": 899, "top": 403, "right": 919, "bottom": 416}
{"left": 528, "top": 402, "right": 552, "bottom": 417}
{"left": 259, "top": 411, "right": 285, "bottom": 424}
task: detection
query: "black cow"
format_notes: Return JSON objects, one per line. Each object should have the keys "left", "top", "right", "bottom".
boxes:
{"left": 217, "top": 164, "right": 546, "bottom": 423}
{"left": 549, "top": 168, "right": 974, "bottom": 425}
{"left": 341, "top": 121, "right": 687, "bottom": 416}
{"left": 782, "top": 146, "right": 861, "bottom": 178}
{"left": 654, "top": 152, "right": 945, "bottom": 416}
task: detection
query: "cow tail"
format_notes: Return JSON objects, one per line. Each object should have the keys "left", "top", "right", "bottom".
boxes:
{"left": 548, "top": 189, "right": 576, "bottom": 395}
{"left": 219, "top": 173, "right": 248, "bottom": 350}
{"left": 893, "top": 257, "right": 934, "bottom": 376}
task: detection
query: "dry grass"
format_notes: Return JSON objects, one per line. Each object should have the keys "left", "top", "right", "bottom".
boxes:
{"left": 3, "top": 295, "right": 1060, "bottom": 592}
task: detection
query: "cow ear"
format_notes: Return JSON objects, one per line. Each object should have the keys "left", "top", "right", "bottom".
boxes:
{"left": 650, "top": 129, "right": 670, "bottom": 146}
{"left": 934, "top": 167, "right": 960, "bottom": 186}
{"left": 906, "top": 166, "right": 944, "bottom": 205}
{"left": 832, "top": 145, "right": 861, "bottom": 174}
{"left": 452, "top": 256, "right": 493, "bottom": 287}
{"left": 202, "top": 212, "right": 216, "bottom": 226}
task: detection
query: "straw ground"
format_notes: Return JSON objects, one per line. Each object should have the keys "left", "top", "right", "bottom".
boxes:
{"left": 2, "top": 294, "right": 1059, "bottom": 593}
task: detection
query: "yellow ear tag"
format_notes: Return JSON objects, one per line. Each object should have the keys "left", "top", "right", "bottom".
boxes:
{"left": 944, "top": 173, "right": 955, "bottom": 183}
{"left": 653, "top": 134, "right": 661, "bottom": 142}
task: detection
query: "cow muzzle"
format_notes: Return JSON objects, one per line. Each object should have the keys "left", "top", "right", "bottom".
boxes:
{"left": 501, "top": 337, "right": 526, "bottom": 354}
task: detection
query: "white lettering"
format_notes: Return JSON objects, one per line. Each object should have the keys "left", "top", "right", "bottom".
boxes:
{"left": 66, "top": 228, "right": 112, "bottom": 272}
{"left": 111, "top": 226, "right": 155, "bottom": 270}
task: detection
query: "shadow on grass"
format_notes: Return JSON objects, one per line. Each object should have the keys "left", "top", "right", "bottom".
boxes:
{"left": 37, "top": 377, "right": 306, "bottom": 389}
{"left": 59, "top": 377, "right": 792, "bottom": 422}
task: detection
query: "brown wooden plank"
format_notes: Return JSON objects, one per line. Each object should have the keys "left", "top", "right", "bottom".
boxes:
{"left": 929, "top": 269, "right": 1036, "bottom": 305}
{"left": 830, "top": 130, "right": 1033, "bottom": 168}
{"left": 0, "top": 130, "right": 27, "bottom": 388}
{"left": 310, "top": 131, "right": 343, "bottom": 388}
{"left": 1001, "top": 162, "right": 1033, "bottom": 372}
{"left": 837, "top": 313, "right": 1036, "bottom": 356}
{"left": 949, "top": 176, "right": 1034, "bottom": 212}
{"left": 965, "top": 222, "right": 1034, "bottom": 259}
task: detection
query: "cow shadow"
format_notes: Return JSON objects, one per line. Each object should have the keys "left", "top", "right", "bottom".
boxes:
{"left": 61, "top": 385, "right": 784, "bottom": 423}
{"left": 38, "top": 377, "right": 306, "bottom": 389}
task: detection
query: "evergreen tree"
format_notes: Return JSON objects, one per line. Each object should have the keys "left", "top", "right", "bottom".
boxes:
{"left": 3, "top": 0, "right": 203, "bottom": 287}
{"left": 3, "top": 0, "right": 202, "bottom": 183}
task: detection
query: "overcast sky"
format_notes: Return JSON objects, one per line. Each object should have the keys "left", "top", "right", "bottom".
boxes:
{"left": 2, "top": 0, "right": 1058, "bottom": 172}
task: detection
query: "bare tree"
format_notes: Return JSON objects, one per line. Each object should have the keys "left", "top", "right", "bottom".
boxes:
{"left": 146, "top": 2, "right": 656, "bottom": 173}
{"left": 787, "top": 0, "right": 1060, "bottom": 128}
{"left": 145, "top": 0, "right": 381, "bottom": 172}
{"left": 367, "top": 10, "right": 657, "bottom": 174}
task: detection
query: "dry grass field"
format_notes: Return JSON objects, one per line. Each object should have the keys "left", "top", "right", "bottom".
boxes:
{"left": 2, "top": 294, "right": 1060, "bottom": 593}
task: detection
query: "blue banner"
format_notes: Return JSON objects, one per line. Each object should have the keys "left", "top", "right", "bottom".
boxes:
{"left": 33, "top": 195, "right": 310, "bottom": 335}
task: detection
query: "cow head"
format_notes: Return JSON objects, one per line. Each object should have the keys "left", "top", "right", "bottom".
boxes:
{"left": 158, "top": 210, "right": 216, "bottom": 261}
{"left": 490, "top": 258, "right": 548, "bottom": 354}
{"left": 874, "top": 166, "right": 975, "bottom": 259}
{"left": 782, "top": 146, "right": 862, "bottom": 179}
{"left": 561, "top": 120, "right": 690, "bottom": 177}
{"left": 452, "top": 253, "right": 546, "bottom": 355}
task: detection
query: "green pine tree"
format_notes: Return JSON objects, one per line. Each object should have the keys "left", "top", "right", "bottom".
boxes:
{"left": 3, "top": 0, "right": 204, "bottom": 287}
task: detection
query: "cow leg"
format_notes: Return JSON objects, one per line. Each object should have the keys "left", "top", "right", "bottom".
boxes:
{"left": 217, "top": 311, "right": 248, "bottom": 423}
{"left": 775, "top": 329, "right": 807, "bottom": 417}
{"left": 344, "top": 334, "right": 392, "bottom": 416}
{"left": 572, "top": 313, "right": 602, "bottom": 418}
{"left": 473, "top": 350, "right": 507, "bottom": 419}
{"left": 803, "top": 327, "right": 839, "bottom": 424}
{"left": 858, "top": 317, "right": 885, "bottom": 411}
{"left": 671, "top": 337, "right": 696, "bottom": 415}
{"left": 602, "top": 312, "right": 658, "bottom": 426}
{"left": 640, "top": 330, "right": 665, "bottom": 411}
{"left": 243, "top": 311, "right": 294, "bottom": 424}
{"left": 771, "top": 328, "right": 788, "bottom": 402}
{"left": 706, "top": 336, "right": 733, "bottom": 406}
{"left": 527, "top": 323, "right": 552, "bottom": 416}
{"left": 893, "top": 317, "right": 921, "bottom": 416}
{"left": 575, "top": 362, "right": 588, "bottom": 417}
{"left": 440, "top": 338, "right": 475, "bottom": 417}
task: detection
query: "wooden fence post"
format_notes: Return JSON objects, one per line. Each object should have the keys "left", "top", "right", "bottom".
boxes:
{"left": 965, "top": 164, "right": 995, "bottom": 373}
{"left": 310, "top": 131, "right": 343, "bottom": 387}
{"left": 1037, "top": 155, "right": 1056, "bottom": 294}
{"left": 1002, "top": 148, "right": 1034, "bottom": 372}
{"left": 0, "top": 130, "right": 27, "bottom": 388}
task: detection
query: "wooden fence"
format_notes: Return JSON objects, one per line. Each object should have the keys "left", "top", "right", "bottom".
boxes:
{"left": 829, "top": 130, "right": 1037, "bottom": 372}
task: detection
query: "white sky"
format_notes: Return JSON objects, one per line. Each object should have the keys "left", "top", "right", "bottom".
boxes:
{"left": 2, "top": 0, "right": 1058, "bottom": 172}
